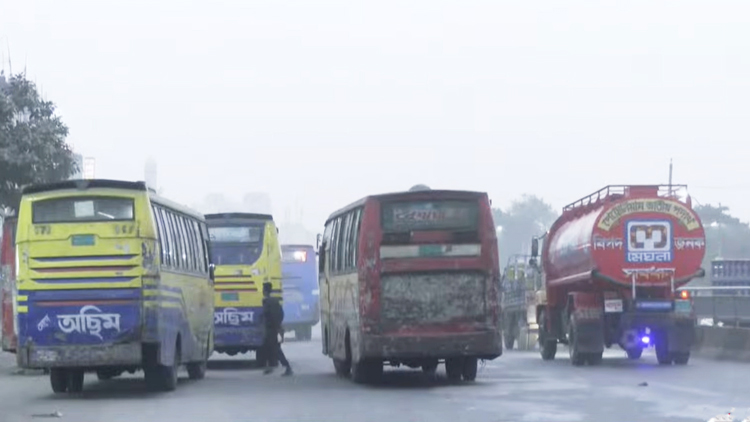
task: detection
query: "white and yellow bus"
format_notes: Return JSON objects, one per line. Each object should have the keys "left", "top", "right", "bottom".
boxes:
{"left": 205, "top": 213, "right": 282, "bottom": 360}
{"left": 15, "top": 179, "right": 214, "bottom": 393}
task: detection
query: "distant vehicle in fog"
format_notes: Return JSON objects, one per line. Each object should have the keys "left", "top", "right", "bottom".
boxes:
{"left": 318, "top": 188, "right": 502, "bottom": 384}
{"left": 280, "top": 245, "right": 319, "bottom": 341}
{"left": 205, "top": 212, "right": 283, "bottom": 364}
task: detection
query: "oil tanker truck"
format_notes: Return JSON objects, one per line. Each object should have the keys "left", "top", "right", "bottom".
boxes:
{"left": 530, "top": 185, "right": 706, "bottom": 366}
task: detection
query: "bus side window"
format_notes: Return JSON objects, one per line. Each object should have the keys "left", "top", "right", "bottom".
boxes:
{"left": 348, "top": 208, "right": 362, "bottom": 270}
{"left": 341, "top": 212, "right": 353, "bottom": 271}
{"left": 330, "top": 218, "right": 341, "bottom": 274}
{"left": 337, "top": 216, "right": 349, "bottom": 273}
{"left": 155, "top": 206, "right": 172, "bottom": 267}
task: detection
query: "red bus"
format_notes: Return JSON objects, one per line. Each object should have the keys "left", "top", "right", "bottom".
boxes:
{"left": 318, "top": 188, "right": 502, "bottom": 384}
{"left": 1, "top": 216, "right": 17, "bottom": 353}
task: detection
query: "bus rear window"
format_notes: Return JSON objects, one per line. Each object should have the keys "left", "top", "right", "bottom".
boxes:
{"left": 208, "top": 226, "right": 264, "bottom": 243}
{"left": 381, "top": 200, "right": 479, "bottom": 232}
{"left": 282, "top": 249, "right": 309, "bottom": 263}
{"left": 32, "top": 197, "right": 135, "bottom": 224}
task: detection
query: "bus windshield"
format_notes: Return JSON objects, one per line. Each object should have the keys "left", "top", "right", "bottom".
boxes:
{"left": 208, "top": 225, "right": 265, "bottom": 266}
{"left": 381, "top": 200, "right": 479, "bottom": 232}
{"left": 32, "top": 197, "right": 135, "bottom": 223}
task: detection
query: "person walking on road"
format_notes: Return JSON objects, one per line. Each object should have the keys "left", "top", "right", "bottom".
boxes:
{"left": 261, "top": 282, "right": 293, "bottom": 376}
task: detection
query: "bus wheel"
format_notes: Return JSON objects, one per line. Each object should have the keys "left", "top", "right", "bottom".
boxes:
{"left": 296, "top": 326, "right": 312, "bottom": 341}
{"left": 444, "top": 358, "right": 462, "bottom": 382}
{"left": 146, "top": 343, "right": 180, "bottom": 391}
{"left": 50, "top": 369, "right": 68, "bottom": 394}
{"left": 187, "top": 337, "right": 210, "bottom": 380}
{"left": 67, "top": 370, "right": 85, "bottom": 393}
{"left": 352, "top": 359, "right": 382, "bottom": 384}
{"left": 461, "top": 358, "right": 478, "bottom": 381}
{"left": 333, "top": 359, "right": 350, "bottom": 376}
{"left": 422, "top": 360, "right": 438, "bottom": 377}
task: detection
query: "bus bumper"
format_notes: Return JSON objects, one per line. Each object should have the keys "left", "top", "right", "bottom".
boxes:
{"left": 17, "top": 343, "right": 142, "bottom": 369}
{"left": 361, "top": 331, "right": 502, "bottom": 361}
{"left": 214, "top": 326, "right": 265, "bottom": 351}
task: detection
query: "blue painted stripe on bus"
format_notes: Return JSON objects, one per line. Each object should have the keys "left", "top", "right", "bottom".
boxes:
{"left": 33, "top": 255, "right": 137, "bottom": 262}
{"left": 29, "top": 277, "right": 136, "bottom": 284}
{"left": 18, "top": 288, "right": 141, "bottom": 301}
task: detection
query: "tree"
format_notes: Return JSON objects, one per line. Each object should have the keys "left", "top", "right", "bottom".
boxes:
{"left": 493, "top": 194, "right": 558, "bottom": 267}
{"left": 0, "top": 72, "right": 77, "bottom": 212}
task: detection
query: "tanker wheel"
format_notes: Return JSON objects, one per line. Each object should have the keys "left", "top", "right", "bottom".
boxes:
{"left": 626, "top": 347, "right": 643, "bottom": 360}
{"left": 655, "top": 331, "right": 672, "bottom": 365}
{"left": 586, "top": 352, "right": 603, "bottom": 366}
{"left": 567, "top": 314, "right": 586, "bottom": 366}
{"left": 672, "top": 352, "right": 690, "bottom": 365}
{"left": 538, "top": 310, "right": 557, "bottom": 360}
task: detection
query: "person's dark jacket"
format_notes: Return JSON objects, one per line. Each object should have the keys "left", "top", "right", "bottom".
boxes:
{"left": 262, "top": 296, "right": 284, "bottom": 335}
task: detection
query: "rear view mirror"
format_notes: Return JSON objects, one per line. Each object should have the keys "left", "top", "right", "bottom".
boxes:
{"left": 528, "top": 258, "right": 537, "bottom": 268}
{"left": 531, "top": 238, "right": 539, "bottom": 257}
{"left": 316, "top": 233, "right": 322, "bottom": 254}
{"left": 209, "top": 263, "right": 216, "bottom": 281}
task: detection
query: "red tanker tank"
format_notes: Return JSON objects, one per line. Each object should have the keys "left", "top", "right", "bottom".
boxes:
{"left": 532, "top": 185, "right": 705, "bottom": 367}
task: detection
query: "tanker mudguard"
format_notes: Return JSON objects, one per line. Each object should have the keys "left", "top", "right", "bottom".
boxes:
{"left": 542, "top": 185, "right": 706, "bottom": 291}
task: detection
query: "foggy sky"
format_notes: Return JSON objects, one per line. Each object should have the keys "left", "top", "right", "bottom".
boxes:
{"left": 2, "top": 0, "right": 749, "bottom": 230}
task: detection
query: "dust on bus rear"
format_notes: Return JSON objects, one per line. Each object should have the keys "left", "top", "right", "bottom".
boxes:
{"left": 372, "top": 191, "right": 501, "bottom": 357}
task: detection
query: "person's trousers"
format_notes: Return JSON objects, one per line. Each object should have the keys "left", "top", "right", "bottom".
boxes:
{"left": 261, "top": 334, "right": 290, "bottom": 368}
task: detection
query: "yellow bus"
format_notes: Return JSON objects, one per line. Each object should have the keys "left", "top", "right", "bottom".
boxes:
{"left": 205, "top": 213, "right": 282, "bottom": 361}
{"left": 14, "top": 179, "right": 214, "bottom": 394}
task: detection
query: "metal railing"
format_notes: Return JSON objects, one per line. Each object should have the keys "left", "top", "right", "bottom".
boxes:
{"left": 677, "top": 286, "right": 750, "bottom": 327}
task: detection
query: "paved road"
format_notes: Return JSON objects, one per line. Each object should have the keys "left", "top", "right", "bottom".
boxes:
{"left": 0, "top": 327, "right": 746, "bottom": 422}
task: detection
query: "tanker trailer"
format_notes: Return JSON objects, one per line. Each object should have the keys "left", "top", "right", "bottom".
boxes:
{"left": 531, "top": 185, "right": 706, "bottom": 366}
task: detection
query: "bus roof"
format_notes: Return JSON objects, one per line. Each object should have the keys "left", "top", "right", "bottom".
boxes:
{"left": 21, "top": 179, "right": 203, "bottom": 221}
{"left": 325, "top": 189, "right": 488, "bottom": 223}
{"left": 205, "top": 213, "right": 274, "bottom": 222}
{"left": 22, "top": 179, "right": 150, "bottom": 195}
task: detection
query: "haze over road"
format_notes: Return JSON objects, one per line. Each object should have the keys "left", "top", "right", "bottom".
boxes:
{"left": 0, "top": 325, "right": 745, "bottom": 422}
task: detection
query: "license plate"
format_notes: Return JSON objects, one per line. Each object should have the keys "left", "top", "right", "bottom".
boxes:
{"left": 674, "top": 299, "right": 692, "bottom": 313}
{"left": 419, "top": 245, "right": 443, "bottom": 257}
{"left": 604, "top": 299, "right": 623, "bottom": 313}
{"left": 635, "top": 300, "right": 673, "bottom": 311}
{"left": 221, "top": 292, "right": 239, "bottom": 301}
{"left": 71, "top": 235, "right": 95, "bottom": 246}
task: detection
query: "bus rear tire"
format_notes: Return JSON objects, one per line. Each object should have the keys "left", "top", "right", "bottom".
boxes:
{"left": 146, "top": 343, "right": 180, "bottom": 392}
{"left": 296, "top": 326, "right": 312, "bottom": 341}
{"left": 352, "top": 359, "right": 382, "bottom": 384}
{"left": 462, "top": 358, "right": 478, "bottom": 381}
{"left": 66, "top": 370, "right": 85, "bottom": 393}
{"left": 187, "top": 337, "right": 210, "bottom": 380}
{"left": 445, "top": 358, "right": 462, "bottom": 382}
{"left": 50, "top": 369, "right": 68, "bottom": 394}
{"left": 333, "top": 359, "right": 350, "bottom": 376}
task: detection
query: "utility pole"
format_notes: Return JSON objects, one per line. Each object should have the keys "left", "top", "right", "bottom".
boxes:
{"left": 668, "top": 158, "right": 673, "bottom": 196}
